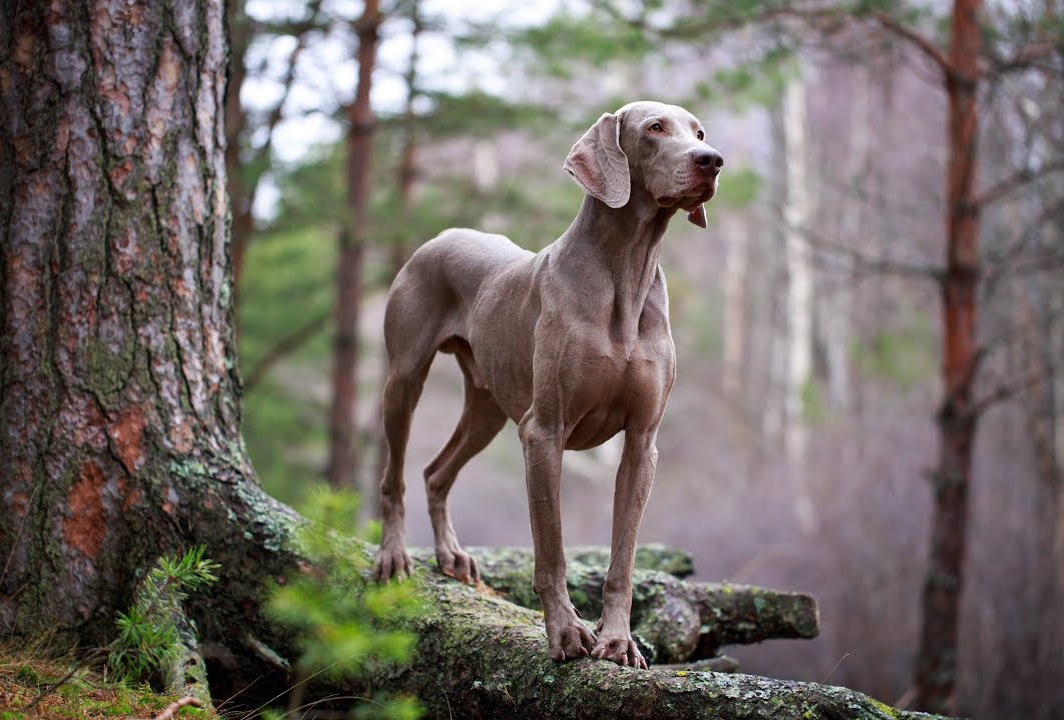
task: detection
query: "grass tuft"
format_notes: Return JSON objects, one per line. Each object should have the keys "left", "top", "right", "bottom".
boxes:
{"left": 0, "top": 644, "right": 218, "bottom": 720}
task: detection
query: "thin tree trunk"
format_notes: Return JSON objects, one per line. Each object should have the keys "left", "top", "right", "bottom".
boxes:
{"left": 915, "top": 0, "right": 982, "bottom": 713}
{"left": 371, "top": 1, "right": 422, "bottom": 514}
{"left": 225, "top": 0, "right": 251, "bottom": 295}
{"left": 327, "top": 0, "right": 381, "bottom": 490}
{"left": 722, "top": 213, "right": 749, "bottom": 444}
{"left": 762, "top": 96, "right": 788, "bottom": 445}
{"left": 392, "top": 3, "right": 421, "bottom": 276}
{"left": 782, "top": 66, "right": 817, "bottom": 532}
{"left": 820, "top": 66, "right": 870, "bottom": 412}
{"left": 226, "top": 2, "right": 321, "bottom": 299}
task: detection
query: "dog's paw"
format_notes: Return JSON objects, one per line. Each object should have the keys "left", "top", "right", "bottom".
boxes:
{"left": 592, "top": 633, "right": 648, "bottom": 670}
{"left": 545, "top": 615, "right": 596, "bottom": 662}
{"left": 435, "top": 545, "right": 479, "bottom": 585}
{"left": 372, "top": 544, "right": 413, "bottom": 583}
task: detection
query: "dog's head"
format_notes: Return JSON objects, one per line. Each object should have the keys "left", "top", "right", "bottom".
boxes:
{"left": 563, "top": 101, "right": 723, "bottom": 228}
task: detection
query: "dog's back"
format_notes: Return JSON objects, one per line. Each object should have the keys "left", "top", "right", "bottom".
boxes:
{"left": 383, "top": 228, "right": 531, "bottom": 365}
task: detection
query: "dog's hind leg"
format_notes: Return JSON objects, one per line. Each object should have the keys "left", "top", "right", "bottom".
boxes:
{"left": 423, "top": 345, "right": 506, "bottom": 583}
{"left": 372, "top": 358, "right": 431, "bottom": 582}
{"left": 372, "top": 285, "right": 441, "bottom": 581}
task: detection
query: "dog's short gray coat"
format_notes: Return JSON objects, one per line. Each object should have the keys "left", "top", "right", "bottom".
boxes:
{"left": 372, "top": 101, "right": 723, "bottom": 668}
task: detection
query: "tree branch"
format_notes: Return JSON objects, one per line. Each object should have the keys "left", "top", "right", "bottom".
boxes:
{"left": 798, "top": 225, "right": 945, "bottom": 281}
{"left": 974, "top": 158, "right": 1064, "bottom": 208}
{"left": 969, "top": 372, "right": 1044, "bottom": 418}
{"left": 242, "top": 1, "right": 325, "bottom": 210}
{"left": 984, "top": 40, "right": 1060, "bottom": 76}
{"left": 871, "top": 11, "right": 954, "bottom": 78}
{"left": 243, "top": 310, "right": 330, "bottom": 392}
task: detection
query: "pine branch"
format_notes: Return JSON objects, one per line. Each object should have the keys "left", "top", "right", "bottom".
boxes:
{"left": 871, "top": 11, "right": 954, "bottom": 78}
{"left": 243, "top": 310, "right": 330, "bottom": 392}
{"left": 974, "top": 158, "right": 1064, "bottom": 208}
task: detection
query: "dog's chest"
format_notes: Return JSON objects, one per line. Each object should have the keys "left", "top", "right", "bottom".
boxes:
{"left": 563, "top": 324, "right": 674, "bottom": 449}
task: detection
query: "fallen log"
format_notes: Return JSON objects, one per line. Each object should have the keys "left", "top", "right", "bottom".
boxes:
{"left": 568, "top": 543, "right": 696, "bottom": 578}
{"left": 411, "top": 546, "right": 818, "bottom": 663}
{"left": 375, "top": 547, "right": 947, "bottom": 720}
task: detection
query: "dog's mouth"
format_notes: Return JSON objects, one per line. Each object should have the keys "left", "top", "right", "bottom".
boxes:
{"left": 659, "top": 179, "right": 717, "bottom": 211}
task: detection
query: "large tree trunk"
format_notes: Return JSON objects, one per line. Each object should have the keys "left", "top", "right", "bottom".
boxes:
{"left": 327, "top": 0, "right": 381, "bottom": 490}
{"left": 0, "top": 0, "right": 298, "bottom": 696}
{"left": 914, "top": 0, "right": 982, "bottom": 714}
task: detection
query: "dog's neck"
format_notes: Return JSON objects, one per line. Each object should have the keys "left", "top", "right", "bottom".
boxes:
{"left": 556, "top": 190, "right": 676, "bottom": 351}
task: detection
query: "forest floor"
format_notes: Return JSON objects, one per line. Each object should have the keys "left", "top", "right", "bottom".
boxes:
{"left": 0, "top": 646, "right": 216, "bottom": 720}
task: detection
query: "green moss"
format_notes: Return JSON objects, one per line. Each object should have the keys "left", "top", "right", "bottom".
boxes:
{"left": 0, "top": 646, "right": 220, "bottom": 720}
{"left": 85, "top": 333, "right": 136, "bottom": 409}
{"left": 868, "top": 698, "right": 903, "bottom": 718}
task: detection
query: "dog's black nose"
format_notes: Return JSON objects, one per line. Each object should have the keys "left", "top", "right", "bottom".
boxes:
{"left": 694, "top": 149, "right": 724, "bottom": 173}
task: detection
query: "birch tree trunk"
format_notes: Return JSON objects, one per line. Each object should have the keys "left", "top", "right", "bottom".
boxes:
{"left": 819, "top": 66, "right": 870, "bottom": 412}
{"left": 781, "top": 65, "right": 817, "bottom": 533}
{"left": 722, "top": 209, "right": 749, "bottom": 442}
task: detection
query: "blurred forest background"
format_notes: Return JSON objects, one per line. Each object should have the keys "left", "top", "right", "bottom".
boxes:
{"left": 227, "top": 1, "right": 1063, "bottom": 718}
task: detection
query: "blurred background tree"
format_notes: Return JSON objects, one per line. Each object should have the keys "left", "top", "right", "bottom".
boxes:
{"left": 229, "top": 1, "right": 1064, "bottom": 718}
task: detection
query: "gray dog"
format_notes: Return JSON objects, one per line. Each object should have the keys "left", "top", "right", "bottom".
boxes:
{"left": 372, "top": 101, "right": 722, "bottom": 668}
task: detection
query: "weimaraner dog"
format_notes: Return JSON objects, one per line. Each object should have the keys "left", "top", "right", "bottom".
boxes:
{"left": 372, "top": 101, "right": 723, "bottom": 668}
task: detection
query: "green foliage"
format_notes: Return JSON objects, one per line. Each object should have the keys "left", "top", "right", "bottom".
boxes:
{"left": 709, "top": 48, "right": 791, "bottom": 110}
{"left": 852, "top": 314, "right": 936, "bottom": 391}
{"left": 510, "top": 12, "right": 653, "bottom": 78}
{"left": 714, "top": 166, "right": 763, "bottom": 209}
{"left": 413, "top": 91, "right": 553, "bottom": 139}
{"left": 800, "top": 375, "right": 828, "bottom": 424}
{"left": 107, "top": 547, "right": 219, "bottom": 684}
{"left": 268, "top": 487, "right": 423, "bottom": 719}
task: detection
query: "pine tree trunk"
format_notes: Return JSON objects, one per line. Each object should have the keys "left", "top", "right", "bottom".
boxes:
{"left": 224, "top": 0, "right": 252, "bottom": 293}
{"left": 914, "top": 0, "right": 981, "bottom": 713}
{"left": 370, "top": 1, "right": 421, "bottom": 515}
{"left": 0, "top": 0, "right": 298, "bottom": 697}
{"left": 327, "top": 0, "right": 380, "bottom": 490}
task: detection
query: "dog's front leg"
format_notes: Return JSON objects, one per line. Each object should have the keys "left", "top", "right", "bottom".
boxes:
{"left": 593, "top": 429, "right": 657, "bottom": 669}
{"left": 519, "top": 413, "right": 596, "bottom": 662}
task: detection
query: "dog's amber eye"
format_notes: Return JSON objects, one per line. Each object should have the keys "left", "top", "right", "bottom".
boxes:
{"left": 697, "top": 130, "right": 704, "bottom": 141}
{"left": 649, "top": 122, "right": 663, "bottom": 132}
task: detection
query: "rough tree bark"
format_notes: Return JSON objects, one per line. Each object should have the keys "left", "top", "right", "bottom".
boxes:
{"left": 327, "top": 0, "right": 381, "bottom": 490}
{"left": 915, "top": 0, "right": 981, "bottom": 713}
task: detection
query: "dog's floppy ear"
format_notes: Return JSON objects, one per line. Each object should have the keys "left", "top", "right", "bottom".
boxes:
{"left": 687, "top": 204, "right": 707, "bottom": 228}
{"left": 563, "top": 112, "right": 630, "bottom": 209}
